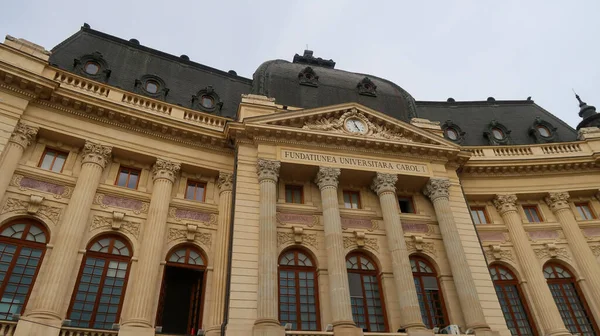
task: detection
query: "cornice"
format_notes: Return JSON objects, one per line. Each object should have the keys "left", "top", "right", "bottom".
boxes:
{"left": 460, "top": 159, "right": 598, "bottom": 176}
{"left": 0, "top": 63, "right": 56, "bottom": 99}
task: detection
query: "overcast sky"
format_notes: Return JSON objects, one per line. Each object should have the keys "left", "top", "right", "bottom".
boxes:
{"left": 2, "top": 0, "right": 599, "bottom": 128}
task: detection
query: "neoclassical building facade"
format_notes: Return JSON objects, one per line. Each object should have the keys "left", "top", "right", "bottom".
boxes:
{"left": 0, "top": 24, "right": 600, "bottom": 336}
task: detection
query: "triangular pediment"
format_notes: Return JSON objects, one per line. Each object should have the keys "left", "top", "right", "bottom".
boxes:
{"left": 243, "top": 102, "right": 459, "bottom": 149}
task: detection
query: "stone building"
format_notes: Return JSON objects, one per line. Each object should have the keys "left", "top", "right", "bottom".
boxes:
{"left": 0, "top": 24, "right": 599, "bottom": 336}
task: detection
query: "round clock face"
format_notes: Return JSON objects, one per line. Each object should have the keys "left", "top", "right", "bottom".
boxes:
{"left": 345, "top": 118, "right": 367, "bottom": 134}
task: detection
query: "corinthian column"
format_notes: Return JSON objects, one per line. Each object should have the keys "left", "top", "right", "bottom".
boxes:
{"left": 0, "top": 122, "right": 38, "bottom": 203}
{"left": 120, "top": 159, "right": 180, "bottom": 335}
{"left": 545, "top": 192, "right": 600, "bottom": 312}
{"left": 206, "top": 172, "right": 233, "bottom": 336}
{"left": 371, "top": 173, "right": 429, "bottom": 335}
{"left": 423, "top": 179, "right": 491, "bottom": 334}
{"left": 315, "top": 167, "right": 360, "bottom": 336}
{"left": 253, "top": 159, "right": 283, "bottom": 336}
{"left": 493, "top": 195, "right": 570, "bottom": 336}
{"left": 22, "top": 142, "right": 111, "bottom": 330}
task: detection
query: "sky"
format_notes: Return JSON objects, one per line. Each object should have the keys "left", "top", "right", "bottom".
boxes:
{"left": 2, "top": 0, "right": 599, "bottom": 128}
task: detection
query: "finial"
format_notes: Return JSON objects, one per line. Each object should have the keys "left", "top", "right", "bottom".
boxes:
{"left": 573, "top": 89, "right": 585, "bottom": 106}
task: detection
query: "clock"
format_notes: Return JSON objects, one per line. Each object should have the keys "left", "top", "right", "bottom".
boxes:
{"left": 345, "top": 118, "right": 367, "bottom": 134}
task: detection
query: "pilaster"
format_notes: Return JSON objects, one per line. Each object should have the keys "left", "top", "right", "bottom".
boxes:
{"left": 493, "top": 194, "right": 570, "bottom": 336}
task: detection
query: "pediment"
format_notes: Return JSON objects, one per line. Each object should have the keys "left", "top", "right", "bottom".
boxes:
{"left": 243, "top": 103, "right": 459, "bottom": 149}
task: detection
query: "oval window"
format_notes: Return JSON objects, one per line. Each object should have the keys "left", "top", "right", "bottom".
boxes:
{"left": 537, "top": 125, "right": 550, "bottom": 137}
{"left": 445, "top": 128, "right": 458, "bottom": 140}
{"left": 145, "top": 80, "right": 159, "bottom": 94}
{"left": 84, "top": 61, "right": 100, "bottom": 75}
{"left": 201, "top": 95, "right": 214, "bottom": 109}
{"left": 492, "top": 128, "right": 504, "bottom": 140}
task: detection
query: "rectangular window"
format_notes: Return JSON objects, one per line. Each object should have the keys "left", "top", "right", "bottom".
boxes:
{"left": 115, "top": 167, "right": 141, "bottom": 189}
{"left": 523, "top": 206, "right": 542, "bottom": 223}
{"left": 343, "top": 190, "right": 361, "bottom": 209}
{"left": 285, "top": 185, "right": 303, "bottom": 204}
{"left": 575, "top": 203, "right": 595, "bottom": 220}
{"left": 38, "top": 148, "right": 68, "bottom": 173}
{"left": 398, "top": 196, "right": 415, "bottom": 213}
{"left": 185, "top": 181, "right": 206, "bottom": 202}
{"left": 470, "top": 206, "right": 489, "bottom": 224}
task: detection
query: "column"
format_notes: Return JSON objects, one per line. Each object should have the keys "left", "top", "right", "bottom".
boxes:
{"left": 17, "top": 141, "right": 111, "bottom": 336}
{"left": 206, "top": 172, "right": 233, "bottom": 336}
{"left": 545, "top": 192, "right": 600, "bottom": 312}
{"left": 120, "top": 159, "right": 180, "bottom": 336}
{"left": 253, "top": 159, "right": 283, "bottom": 336}
{"left": 423, "top": 179, "right": 491, "bottom": 334}
{"left": 0, "top": 122, "right": 38, "bottom": 203}
{"left": 493, "top": 195, "right": 570, "bottom": 336}
{"left": 371, "top": 173, "right": 429, "bottom": 335}
{"left": 315, "top": 167, "right": 361, "bottom": 336}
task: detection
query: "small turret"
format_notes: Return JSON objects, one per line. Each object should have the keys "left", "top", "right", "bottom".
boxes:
{"left": 575, "top": 93, "right": 600, "bottom": 130}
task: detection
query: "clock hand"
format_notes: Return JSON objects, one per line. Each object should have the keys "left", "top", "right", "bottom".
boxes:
{"left": 352, "top": 121, "right": 361, "bottom": 131}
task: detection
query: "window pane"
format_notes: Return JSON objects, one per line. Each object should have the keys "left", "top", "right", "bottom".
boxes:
{"left": 186, "top": 185, "right": 196, "bottom": 200}
{"left": 399, "top": 197, "right": 414, "bottom": 213}
{"left": 51, "top": 154, "right": 67, "bottom": 172}
{"left": 348, "top": 273, "right": 363, "bottom": 297}
{"left": 127, "top": 172, "right": 139, "bottom": 189}
{"left": 195, "top": 184, "right": 205, "bottom": 201}
{"left": 116, "top": 171, "right": 128, "bottom": 187}
{"left": 39, "top": 152, "right": 55, "bottom": 170}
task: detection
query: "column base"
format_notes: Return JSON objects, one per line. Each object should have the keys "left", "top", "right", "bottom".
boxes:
{"left": 472, "top": 329, "right": 501, "bottom": 336}
{"left": 204, "top": 325, "right": 223, "bottom": 336}
{"left": 14, "top": 318, "right": 61, "bottom": 336}
{"left": 332, "top": 320, "right": 363, "bottom": 336}
{"left": 118, "top": 325, "right": 156, "bottom": 336}
{"left": 406, "top": 327, "right": 434, "bottom": 336}
{"left": 253, "top": 319, "right": 284, "bottom": 336}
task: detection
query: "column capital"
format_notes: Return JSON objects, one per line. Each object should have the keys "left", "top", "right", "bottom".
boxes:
{"left": 371, "top": 172, "right": 397, "bottom": 196}
{"left": 152, "top": 158, "right": 181, "bottom": 183}
{"left": 81, "top": 141, "right": 112, "bottom": 168}
{"left": 493, "top": 194, "right": 518, "bottom": 214}
{"left": 423, "top": 178, "right": 451, "bottom": 201}
{"left": 9, "top": 122, "right": 38, "bottom": 148}
{"left": 217, "top": 172, "right": 234, "bottom": 192}
{"left": 256, "top": 159, "right": 280, "bottom": 182}
{"left": 545, "top": 192, "right": 571, "bottom": 212}
{"left": 315, "top": 166, "right": 340, "bottom": 190}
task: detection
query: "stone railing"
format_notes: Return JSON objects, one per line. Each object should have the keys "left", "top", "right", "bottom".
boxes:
{"left": 464, "top": 141, "right": 588, "bottom": 160}
{"left": 54, "top": 72, "right": 110, "bottom": 97}
{"left": 59, "top": 326, "right": 118, "bottom": 336}
{"left": 0, "top": 321, "right": 16, "bottom": 336}
{"left": 285, "top": 332, "right": 334, "bottom": 336}
{"left": 184, "top": 110, "right": 227, "bottom": 129}
{"left": 121, "top": 93, "right": 172, "bottom": 115}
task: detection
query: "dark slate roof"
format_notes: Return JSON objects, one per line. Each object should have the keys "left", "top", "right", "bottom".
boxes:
{"left": 416, "top": 99, "right": 578, "bottom": 146}
{"left": 49, "top": 25, "right": 252, "bottom": 119}
{"left": 252, "top": 57, "right": 417, "bottom": 122}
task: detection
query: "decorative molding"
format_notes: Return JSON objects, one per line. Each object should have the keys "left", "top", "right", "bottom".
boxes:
{"left": 341, "top": 217, "right": 377, "bottom": 231}
{"left": 370, "top": 173, "right": 397, "bottom": 196}
{"left": 94, "top": 193, "right": 149, "bottom": 214}
{"left": 9, "top": 122, "right": 38, "bottom": 148}
{"left": 90, "top": 215, "right": 140, "bottom": 238}
{"left": 302, "top": 108, "right": 414, "bottom": 142}
{"left": 10, "top": 175, "right": 73, "bottom": 199}
{"left": 545, "top": 192, "right": 571, "bottom": 212}
{"left": 1, "top": 198, "right": 61, "bottom": 225}
{"left": 343, "top": 234, "right": 379, "bottom": 252}
{"left": 485, "top": 245, "right": 513, "bottom": 262}
{"left": 528, "top": 230, "right": 559, "bottom": 241}
{"left": 478, "top": 231, "right": 508, "bottom": 243}
{"left": 406, "top": 235, "right": 437, "bottom": 256}
{"left": 298, "top": 66, "right": 319, "bottom": 87}
{"left": 533, "top": 243, "right": 570, "bottom": 260}
{"left": 256, "top": 159, "right": 280, "bottom": 182}
{"left": 401, "top": 223, "right": 434, "bottom": 236}
{"left": 167, "top": 228, "right": 212, "bottom": 248}
{"left": 493, "top": 194, "right": 518, "bottom": 214}
{"left": 423, "top": 178, "right": 450, "bottom": 201}
{"left": 276, "top": 212, "right": 319, "bottom": 227}
{"left": 217, "top": 172, "right": 233, "bottom": 192}
{"left": 314, "top": 166, "right": 340, "bottom": 190}
{"left": 357, "top": 77, "right": 377, "bottom": 97}
{"left": 82, "top": 141, "right": 112, "bottom": 168}
{"left": 590, "top": 245, "right": 600, "bottom": 257}
{"left": 168, "top": 207, "right": 217, "bottom": 226}
{"left": 152, "top": 159, "right": 181, "bottom": 183}
{"left": 277, "top": 228, "right": 318, "bottom": 248}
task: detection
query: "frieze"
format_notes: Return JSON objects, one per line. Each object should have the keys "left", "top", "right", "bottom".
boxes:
{"left": 341, "top": 217, "right": 378, "bottom": 231}
{"left": 11, "top": 175, "right": 72, "bottom": 199}
{"left": 406, "top": 238, "right": 437, "bottom": 256}
{"left": 478, "top": 231, "right": 508, "bottom": 243}
{"left": 277, "top": 231, "right": 318, "bottom": 248}
{"left": 94, "top": 194, "right": 149, "bottom": 214}
{"left": 583, "top": 227, "right": 600, "bottom": 240}
{"left": 276, "top": 212, "right": 319, "bottom": 227}
{"left": 90, "top": 216, "right": 140, "bottom": 238}
{"left": 401, "top": 223, "right": 431, "bottom": 235}
{"left": 167, "top": 228, "right": 212, "bottom": 247}
{"left": 528, "top": 230, "right": 559, "bottom": 241}
{"left": 1, "top": 198, "right": 61, "bottom": 225}
{"left": 533, "top": 244, "right": 570, "bottom": 260}
{"left": 343, "top": 235, "right": 379, "bottom": 252}
{"left": 485, "top": 245, "right": 513, "bottom": 262}
{"left": 168, "top": 207, "right": 217, "bottom": 226}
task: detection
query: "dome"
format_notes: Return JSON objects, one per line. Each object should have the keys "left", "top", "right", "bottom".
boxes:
{"left": 251, "top": 50, "right": 417, "bottom": 122}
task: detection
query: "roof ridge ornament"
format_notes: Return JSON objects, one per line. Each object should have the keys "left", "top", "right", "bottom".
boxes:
{"left": 357, "top": 77, "right": 377, "bottom": 97}
{"left": 293, "top": 50, "right": 336, "bottom": 69}
{"left": 298, "top": 67, "right": 319, "bottom": 87}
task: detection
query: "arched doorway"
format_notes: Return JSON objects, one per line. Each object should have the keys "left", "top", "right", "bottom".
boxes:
{"left": 346, "top": 253, "right": 387, "bottom": 332}
{"left": 489, "top": 264, "right": 537, "bottom": 336}
{"left": 278, "top": 249, "right": 320, "bottom": 330}
{"left": 156, "top": 245, "right": 206, "bottom": 335}
{"left": 0, "top": 219, "right": 48, "bottom": 320}
{"left": 67, "top": 235, "right": 132, "bottom": 329}
{"left": 410, "top": 256, "right": 448, "bottom": 329}
{"left": 544, "top": 262, "right": 598, "bottom": 335}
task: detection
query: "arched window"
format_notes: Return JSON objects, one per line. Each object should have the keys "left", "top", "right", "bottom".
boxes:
{"left": 544, "top": 263, "right": 598, "bottom": 335}
{"left": 346, "top": 253, "right": 387, "bottom": 332}
{"left": 489, "top": 264, "right": 537, "bottom": 336}
{"left": 67, "top": 236, "right": 131, "bottom": 329}
{"left": 0, "top": 220, "right": 48, "bottom": 320}
{"left": 410, "top": 256, "right": 447, "bottom": 329}
{"left": 278, "top": 249, "right": 320, "bottom": 331}
{"left": 156, "top": 246, "right": 206, "bottom": 335}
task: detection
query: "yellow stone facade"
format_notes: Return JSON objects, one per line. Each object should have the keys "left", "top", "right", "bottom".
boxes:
{"left": 1, "top": 35, "right": 599, "bottom": 336}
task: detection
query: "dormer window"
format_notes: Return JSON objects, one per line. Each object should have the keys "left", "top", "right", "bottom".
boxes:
{"left": 445, "top": 128, "right": 458, "bottom": 140}
{"left": 441, "top": 120, "right": 465, "bottom": 144}
{"left": 192, "top": 86, "right": 222, "bottom": 113}
{"left": 84, "top": 61, "right": 100, "bottom": 75}
{"left": 492, "top": 128, "right": 505, "bottom": 140}
{"left": 528, "top": 117, "right": 558, "bottom": 143}
{"left": 484, "top": 120, "right": 511, "bottom": 145}
{"left": 537, "top": 125, "right": 550, "bottom": 137}
{"left": 298, "top": 67, "right": 319, "bottom": 87}
{"left": 357, "top": 77, "right": 377, "bottom": 97}
{"left": 145, "top": 80, "right": 159, "bottom": 94}
{"left": 135, "top": 75, "right": 168, "bottom": 99}
{"left": 201, "top": 95, "right": 215, "bottom": 109}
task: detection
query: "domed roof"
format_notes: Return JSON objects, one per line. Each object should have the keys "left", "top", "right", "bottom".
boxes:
{"left": 251, "top": 50, "right": 417, "bottom": 122}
